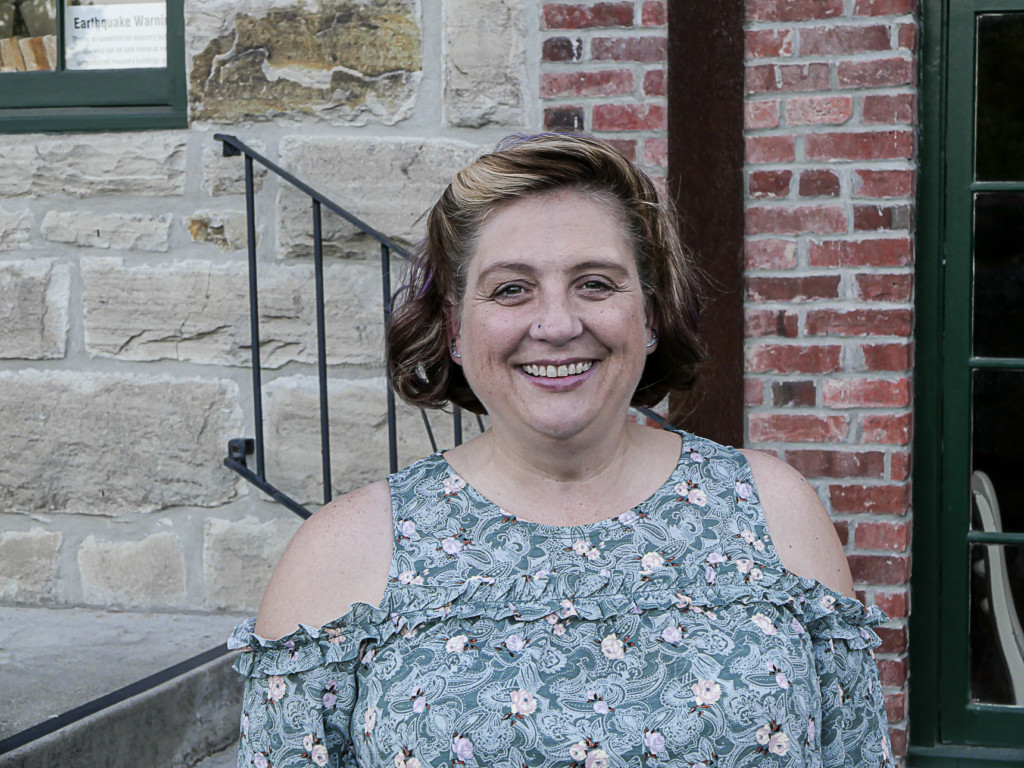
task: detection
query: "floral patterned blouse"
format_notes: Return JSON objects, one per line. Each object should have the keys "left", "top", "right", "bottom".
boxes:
{"left": 229, "top": 431, "right": 892, "bottom": 768}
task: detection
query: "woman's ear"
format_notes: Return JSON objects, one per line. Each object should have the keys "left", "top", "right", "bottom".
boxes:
{"left": 444, "top": 300, "right": 462, "bottom": 364}
{"left": 645, "top": 300, "right": 658, "bottom": 354}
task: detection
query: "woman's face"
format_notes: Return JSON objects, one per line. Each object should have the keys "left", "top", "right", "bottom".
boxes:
{"left": 450, "top": 189, "right": 655, "bottom": 443}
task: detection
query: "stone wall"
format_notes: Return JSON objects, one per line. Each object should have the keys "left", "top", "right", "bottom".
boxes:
{"left": 0, "top": 0, "right": 539, "bottom": 615}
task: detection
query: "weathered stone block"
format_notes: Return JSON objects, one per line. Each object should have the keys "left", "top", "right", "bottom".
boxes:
{"left": 277, "top": 136, "right": 481, "bottom": 257}
{"left": 186, "top": 210, "right": 248, "bottom": 251}
{"left": 444, "top": 0, "right": 527, "bottom": 127}
{"left": 201, "top": 140, "right": 267, "bottom": 196}
{"left": 83, "top": 258, "right": 384, "bottom": 367}
{"left": 20, "top": 0, "right": 57, "bottom": 36}
{"left": 264, "top": 375, "right": 464, "bottom": 504}
{"left": 0, "top": 3, "right": 15, "bottom": 39}
{"left": 0, "top": 371, "right": 241, "bottom": 516}
{"left": 0, "top": 527, "right": 61, "bottom": 603}
{"left": 0, "top": 206, "right": 31, "bottom": 251}
{"left": 203, "top": 516, "right": 301, "bottom": 611}
{"left": 78, "top": 532, "right": 186, "bottom": 609}
{"left": 0, "top": 133, "right": 186, "bottom": 198}
{"left": 41, "top": 211, "right": 172, "bottom": 251}
{"left": 0, "top": 260, "right": 69, "bottom": 359}
{"left": 188, "top": 0, "right": 421, "bottom": 125}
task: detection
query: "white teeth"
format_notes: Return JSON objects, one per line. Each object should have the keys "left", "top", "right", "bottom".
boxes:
{"left": 523, "top": 362, "right": 593, "bottom": 378}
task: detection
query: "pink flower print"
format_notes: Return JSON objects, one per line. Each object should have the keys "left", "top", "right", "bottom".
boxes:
{"left": 310, "top": 744, "right": 329, "bottom": 766}
{"left": 753, "top": 538, "right": 766, "bottom": 552}
{"left": 406, "top": 759, "right": 422, "bottom": 768}
{"left": 600, "top": 633, "right": 626, "bottom": 660}
{"left": 643, "top": 729, "right": 667, "bottom": 757}
{"left": 572, "top": 539, "right": 591, "bottom": 557}
{"left": 509, "top": 688, "right": 537, "bottom": 716}
{"left": 688, "top": 488, "right": 708, "bottom": 506}
{"left": 674, "top": 592, "right": 692, "bottom": 610}
{"left": 586, "top": 547, "right": 601, "bottom": 561}
{"left": 560, "top": 598, "right": 578, "bottom": 618}
{"left": 688, "top": 449, "right": 705, "bottom": 462}
{"left": 411, "top": 688, "right": 428, "bottom": 713}
{"left": 768, "top": 732, "right": 790, "bottom": 756}
{"left": 323, "top": 680, "right": 338, "bottom": 708}
{"left": 325, "top": 627, "right": 346, "bottom": 645}
{"left": 750, "top": 567, "right": 764, "bottom": 581}
{"left": 445, "top": 634, "right": 470, "bottom": 653}
{"left": 397, "top": 518, "right": 416, "bottom": 538}
{"left": 751, "top": 613, "right": 777, "bottom": 635}
{"left": 303, "top": 734, "right": 315, "bottom": 752}
{"left": 266, "top": 675, "right": 286, "bottom": 703}
{"left": 707, "top": 552, "right": 728, "bottom": 565}
{"left": 673, "top": 482, "right": 689, "bottom": 499}
{"left": 502, "top": 633, "right": 528, "bottom": 655}
{"left": 363, "top": 706, "right": 376, "bottom": 736}
{"left": 599, "top": 566, "right": 612, "bottom": 578}
{"left": 585, "top": 747, "right": 611, "bottom": 768}
{"left": 587, "top": 690, "right": 613, "bottom": 714}
{"left": 766, "top": 661, "right": 790, "bottom": 689}
{"left": 534, "top": 568, "right": 550, "bottom": 581}
{"left": 253, "top": 751, "right": 269, "bottom": 768}
{"left": 442, "top": 474, "right": 466, "bottom": 496}
{"left": 361, "top": 647, "right": 376, "bottom": 665}
{"left": 618, "top": 508, "right": 639, "bottom": 527}
{"left": 640, "top": 551, "right": 665, "bottom": 573}
{"left": 820, "top": 594, "right": 837, "bottom": 611}
{"left": 735, "top": 558, "right": 753, "bottom": 574}
{"left": 398, "top": 570, "right": 423, "bottom": 586}
{"left": 806, "top": 717, "right": 816, "bottom": 745}
{"left": 661, "top": 624, "right": 685, "bottom": 644}
{"left": 452, "top": 734, "right": 474, "bottom": 763}
{"left": 440, "top": 536, "right": 463, "bottom": 556}
{"left": 545, "top": 612, "right": 559, "bottom": 624}
{"left": 740, "top": 528, "right": 757, "bottom": 545}
{"left": 755, "top": 726, "right": 772, "bottom": 746}
{"left": 790, "top": 617, "right": 805, "bottom": 635}
{"left": 736, "top": 481, "right": 754, "bottom": 500}
{"left": 691, "top": 679, "right": 722, "bottom": 707}
{"left": 241, "top": 712, "right": 249, "bottom": 739}
{"left": 704, "top": 564, "right": 717, "bottom": 585}
{"left": 569, "top": 742, "right": 589, "bottom": 761}
{"left": 552, "top": 623, "right": 567, "bottom": 636}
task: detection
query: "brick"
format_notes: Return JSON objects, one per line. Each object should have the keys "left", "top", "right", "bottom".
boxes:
{"left": 862, "top": 93, "right": 916, "bottom": 124}
{"left": 877, "top": 658, "right": 908, "bottom": 687}
{"left": 591, "top": 36, "right": 667, "bottom": 62}
{"left": 854, "top": 204, "right": 912, "bottom": 231}
{"left": 785, "top": 450, "right": 886, "bottom": 478}
{"left": 786, "top": 95, "right": 852, "bottom": 126}
{"left": 834, "top": 521, "right": 850, "bottom": 546}
{"left": 745, "top": 309, "right": 800, "bottom": 338}
{"left": 884, "top": 692, "right": 906, "bottom": 721}
{"left": 799, "top": 24, "right": 891, "bottom": 55}
{"left": 829, "top": 484, "right": 910, "bottom": 514}
{"left": 876, "top": 625, "right": 907, "bottom": 653}
{"left": 745, "top": 29, "right": 793, "bottom": 58}
{"left": 746, "top": 135, "right": 795, "bottom": 164}
{"left": 746, "top": 344, "right": 842, "bottom": 373}
{"left": 749, "top": 170, "right": 793, "bottom": 199}
{"left": 745, "top": 100, "right": 780, "bottom": 129}
{"left": 605, "top": 138, "right": 638, "bottom": 161}
{"left": 543, "top": 36, "right": 583, "bottom": 62}
{"left": 641, "top": 1, "right": 666, "bottom": 26}
{"left": 809, "top": 238, "right": 911, "bottom": 267}
{"left": 746, "top": 275, "right": 840, "bottom": 302}
{"left": 541, "top": 70, "right": 633, "bottom": 98}
{"left": 806, "top": 308, "right": 912, "bottom": 336}
{"left": 862, "top": 342, "right": 912, "bottom": 371}
{"left": 806, "top": 130, "right": 914, "bottom": 161}
{"left": 745, "top": 378, "right": 765, "bottom": 406}
{"left": 891, "top": 451, "right": 910, "bottom": 481}
{"left": 771, "top": 380, "right": 816, "bottom": 407}
{"left": 799, "top": 169, "right": 841, "bottom": 197}
{"left": 747, "top": 0, "right": 843, "bottom": 22}
{"left": 854, "top": 0, "right": 916, "bottom": 16}
{"left": 855, "top": 169, "right": 915, "bottom": 198}
{"left": 544, "top": 106, "right": 585, "bottom": 131}
{"left": 643, "top": 68, "right": 665, "bottom": 96}
{"left": 746, "top": 205, "right": 847, "bottom": 235}
{"left": 749, "top": 413, "right": 849, "bottom": 442}
{"left": 592, "top": 103, "right": 665, "bottom": 130}
{"left": 745, "top": 239, "right": 797, "bottom": 269}
{"left": 644, "top": 138, "right": 668, "bottom": 168}
{"left": 543, "top": 3, "right": 634, "bottom": 29}
{"left": 823, "top": 377, "right": 910, "bottom": 408}
{"left": 856, "top": 273, "right": 913, "bottom": 302}
{"left": 874, "top": 589, "right": 909, "bottom": 617}
{"left": 745, "top": 63, "right": 831, "bottom": 93}
{"left": 862, "top": 413, "right": 912, "bottom": 445}
{"left": 856, "top": 520, "right": 910, "bottom": 552}
{"left": 897, "top": 22, "right": 916, "bottom": 51}
{"left": 838, "top": 57, "right": 914, "bottom": 88}
{"left": 890, "top": 727, "right": 908, "bottom": 758}
{"left": 848, "top": 554, "right": 910, "bottom": 585}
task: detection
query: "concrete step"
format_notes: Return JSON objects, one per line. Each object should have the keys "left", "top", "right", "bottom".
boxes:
{"left": 0, "top": 606, "right": 246, "bottom": 768}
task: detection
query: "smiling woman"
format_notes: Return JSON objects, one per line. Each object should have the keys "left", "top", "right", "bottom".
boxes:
{"left": 231, "top": 134, "right": 892, "bottom": 768}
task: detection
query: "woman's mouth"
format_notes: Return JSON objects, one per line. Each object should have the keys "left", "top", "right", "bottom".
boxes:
{"left": 521, "top": 361, "right": 594, "bottom": 378}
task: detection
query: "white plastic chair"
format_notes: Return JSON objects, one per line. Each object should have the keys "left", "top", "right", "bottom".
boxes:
{"left": 972, "top": 470, "right": 1024, "bottom": 703}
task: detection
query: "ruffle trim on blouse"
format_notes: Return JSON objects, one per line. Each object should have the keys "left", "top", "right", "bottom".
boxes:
{"left": 228, "top": 565, "right": 887, "bottom": 678}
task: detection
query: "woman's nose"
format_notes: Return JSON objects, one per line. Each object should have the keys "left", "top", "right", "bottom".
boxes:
{"left": 529, "top": 295, "right": 583, "bottom": 343}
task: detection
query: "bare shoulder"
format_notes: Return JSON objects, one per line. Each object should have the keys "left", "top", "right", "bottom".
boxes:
{"left": 254, "top": 480, "right": 393, "bottom": 639}
{"left": 739, "top": 449, "right": 855, "bottom": 598}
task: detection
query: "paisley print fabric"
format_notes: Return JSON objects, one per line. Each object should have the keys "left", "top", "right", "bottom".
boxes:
{"left": 230, "top": 431, "right": 892, "bottom": 768}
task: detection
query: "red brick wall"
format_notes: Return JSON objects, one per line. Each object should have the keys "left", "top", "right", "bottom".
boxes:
{"left": 539, "top": 0, "right": 917, "bottom": 759}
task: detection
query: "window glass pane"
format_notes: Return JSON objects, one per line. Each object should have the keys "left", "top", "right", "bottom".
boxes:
{"left": 64, "top": 0, "right": 165, "bottom": 70}
{"left": 973, "top": 193, "right": 1024, "bottom": 358}
{"left": 976, "top": 13, "right": 1024, "bottom": 181}
{"left": 973, "top": 369, "right": 1024, "bottom": 534}
{"left": 0, "top": 0, "right": 56, "bottom": 71}
{"left": 970, "top": 543, "right": 1024, "bottom": 705}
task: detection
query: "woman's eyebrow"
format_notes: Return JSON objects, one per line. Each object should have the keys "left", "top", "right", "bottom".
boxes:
{"left": 476, "top": 259, "right": 631, "bottom": 282}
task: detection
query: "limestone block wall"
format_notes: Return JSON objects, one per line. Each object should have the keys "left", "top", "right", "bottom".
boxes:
{"left": 0, "top": 0, "right": 553, "bottom": 615}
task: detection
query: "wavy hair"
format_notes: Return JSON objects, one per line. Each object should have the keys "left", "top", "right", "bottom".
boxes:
{"left": 386, "top": 133, "right": 705, "bottom": 414}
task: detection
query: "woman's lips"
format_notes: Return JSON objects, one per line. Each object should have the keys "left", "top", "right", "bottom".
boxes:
{"left": 520, "top": 361, "right": 594, "bottom": 379}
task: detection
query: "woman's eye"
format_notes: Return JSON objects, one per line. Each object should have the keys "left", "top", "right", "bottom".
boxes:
{"left": 492, "top": 283, "right": 526, "bottom": 300}
{"left": 580, "top": 279, "right": 615, "bottom": 293}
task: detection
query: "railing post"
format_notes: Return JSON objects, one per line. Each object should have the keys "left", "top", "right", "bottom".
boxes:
{"left": 381, "top": 243, "right": 398, "bottom": 474}
{"left": 244, "top": 153, "right": 267, "bottom": 482}
{"left": 312, "top": 200, "right": 332, "bottom": 505}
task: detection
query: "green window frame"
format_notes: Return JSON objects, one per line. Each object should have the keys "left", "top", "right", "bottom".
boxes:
{"left": 913, "top": 0, "right": 1024, "bottom": 763}
{"left": 0, "top": 0, "right": 185, "bottom": 133}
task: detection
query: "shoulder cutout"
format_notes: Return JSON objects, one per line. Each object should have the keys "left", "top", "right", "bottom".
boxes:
{"left": 739, "top": 449, "right": 855, "bottom": 598}
{"left": 254, "top": 480, "right": 393, "bottom": 639}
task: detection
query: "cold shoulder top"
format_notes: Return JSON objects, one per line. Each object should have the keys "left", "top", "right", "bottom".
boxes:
{"left": 229, "top": 431, "right": 892, "bottom": 768}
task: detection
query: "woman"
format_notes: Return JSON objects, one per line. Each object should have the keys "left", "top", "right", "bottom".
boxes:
{"left": 231, "top": 134, "right": 891, "bottom": 768}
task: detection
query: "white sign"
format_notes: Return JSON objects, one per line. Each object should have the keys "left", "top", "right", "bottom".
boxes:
{"left": 65, "top": 3, "right": 166, "bottom": 70}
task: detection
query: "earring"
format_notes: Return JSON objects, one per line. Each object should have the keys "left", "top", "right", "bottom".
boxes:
{"left": 451, "top": 339, "right": 461, "bottom": 359}
{"left": 646, "top": 329, "right": 658, "bottom": 348}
